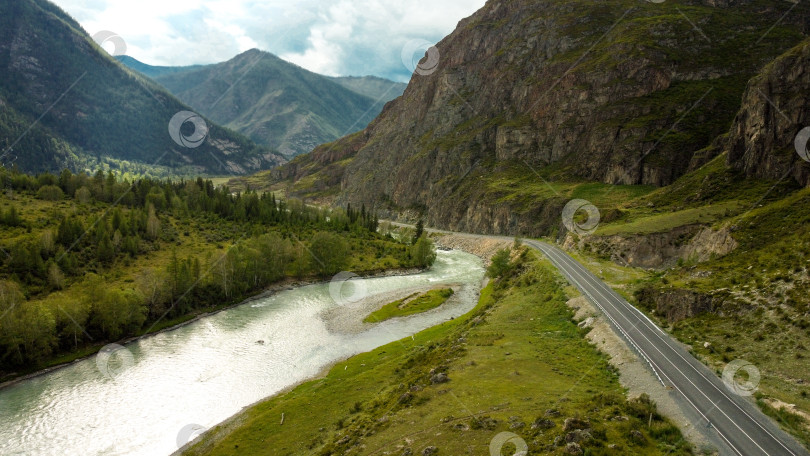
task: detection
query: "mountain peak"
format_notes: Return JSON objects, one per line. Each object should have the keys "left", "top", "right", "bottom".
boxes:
{"left": 142, "top": 50, "right": 405, "bottom": 157}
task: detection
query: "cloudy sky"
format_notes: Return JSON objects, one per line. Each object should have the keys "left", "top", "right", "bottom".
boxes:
{"left": 51, "top": 0, "right": 486, "bottom": 82}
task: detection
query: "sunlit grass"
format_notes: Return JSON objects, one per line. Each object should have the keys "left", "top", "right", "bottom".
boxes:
{"left": 595, "top": 201, "right": 744, "bottom": 236}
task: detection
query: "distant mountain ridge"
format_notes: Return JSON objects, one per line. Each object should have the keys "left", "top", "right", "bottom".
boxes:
{"left": 120, "top": 51, "right": 406, "bottom": 158}
{"left": 0, "top": 0, "right": 284, "bottom": 176}
{"left": 115, "top": 56, "right": 204, "bottom": 79}
{"left": 328, "top": 75, "right": 407, "bottom": 101}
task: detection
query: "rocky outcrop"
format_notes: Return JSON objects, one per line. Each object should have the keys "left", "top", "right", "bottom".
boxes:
{"left": 726, "top": 39, "right": 810, "bottom": 187}
{"left": 266, "top": 0, "right": 809, "bottom": 235}
{"left": 636, "top": 287, "right": 717, "bottom": 323}
{"left": 563, "top": 225, "right": 737, "bottom": 270}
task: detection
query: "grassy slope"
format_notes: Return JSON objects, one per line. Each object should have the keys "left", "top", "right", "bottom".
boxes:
{"left": 565, "top": 155, "right": 810, "bottom": 448}
{"left": 481, "top": 161, "right": 659, "bottom": 215}
{"left": 363, "top": 288, "right": 454, "bottom": 323}
{"left": 182, "top": 251, "right": 691, "bottom": 456}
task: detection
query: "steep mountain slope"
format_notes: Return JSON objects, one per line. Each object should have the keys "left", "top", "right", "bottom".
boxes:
{"left": 148, "top": 50, "right": 405, "bottom": 157}
{"left": 0, "top": 0, "right": 284, "bottom": 177}
{"left": 257, "top": 0, "right": 809, "bottom": 235}
{"left": 115, "top": 56, "right": 203, "bottom": 79}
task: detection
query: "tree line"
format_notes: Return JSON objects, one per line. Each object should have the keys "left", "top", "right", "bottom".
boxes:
{"left": 0, "top": 168, "right": 436, "bottom": 372}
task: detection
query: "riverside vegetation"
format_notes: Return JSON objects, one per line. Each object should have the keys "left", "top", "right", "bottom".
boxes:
{"left": 363, "top": 288, "right": 454, "bottom": 323}
{"left": 0, "top": 168, "right": 436, "bottom": 381}
{"left": 181, "top": 247, "right": 691, "bottom": 456}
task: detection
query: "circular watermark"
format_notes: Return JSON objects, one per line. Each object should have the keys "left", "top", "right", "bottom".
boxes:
{"left": 561, "top": 199, "right": 601, "bottom": 236}
{"left": 722, "top": 359, "right": 760, "bottom": 396}
{"left": 95, "top": 343, "right": 134, "bottom": 380}
{"left": 328, "top": 271, "right": 368, "bottom": 306}
{"left": 168, "top": 111, "right": 208, "bottom": 149}
{"left": 92, "top": 31, "right": 127, "bottom": 56}
{"left": 176, "top": 423, "right": 208, "bottom": 448}
{"left": 401, "top": 39, "right": 440, "bottom": 76}
{"left": 490, "top": 431, "right": 528, "bottom": 456}
{"left": 0, "top": 152, "right": 18, "bottom": 169}
{"left": 794, "top": 126, "right": 810, "bottom": 162}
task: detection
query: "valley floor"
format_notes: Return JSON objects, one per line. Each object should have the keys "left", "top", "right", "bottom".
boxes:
{"left": 180, "top": 247, "right": 691, "bottom": 456}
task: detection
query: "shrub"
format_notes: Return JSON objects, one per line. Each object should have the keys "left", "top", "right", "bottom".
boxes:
{"left": 37, "top": 185, "right": 64, "bottom": 201}
{"left": 486, "top": 249, "right": 512, "bottom": 278}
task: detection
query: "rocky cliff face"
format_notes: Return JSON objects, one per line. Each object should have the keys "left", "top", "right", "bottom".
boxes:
{"left": 636, "top": 286, "right": 717, "bottom": 323}
{"left": 726, "top": 39, "right": 810, "bottom": 186}
{"left": 562, "top": 225, "right": 737, "bottom": 270}
{"left": 266, "top": 0, "right": 809, "bottom": 235}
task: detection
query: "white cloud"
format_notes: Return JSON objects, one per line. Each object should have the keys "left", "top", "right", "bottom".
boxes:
{"left": 51, "top": 0, "right": 486, "bottom": 81}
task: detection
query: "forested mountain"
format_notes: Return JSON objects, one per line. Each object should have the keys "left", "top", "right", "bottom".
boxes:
{"left": 131, "top": 50, "right": 406, "bottom": 157}
{"left": 0, "top": 0, "right": 285, "bottom": 177}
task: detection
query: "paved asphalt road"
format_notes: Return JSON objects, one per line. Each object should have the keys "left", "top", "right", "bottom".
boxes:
{"left": 524, "top": 239, "right": 809, "bottom": 456}
{"left": 408, "top": 222, "right": 809, "bottom": 456}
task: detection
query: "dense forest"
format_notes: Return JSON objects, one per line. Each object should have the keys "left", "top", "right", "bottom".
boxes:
{"left": 0, "top": 168, "right": 435, "bottom": 376}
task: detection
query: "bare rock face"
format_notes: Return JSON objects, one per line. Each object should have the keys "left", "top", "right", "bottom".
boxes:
{"left": 268, "top": 0, "right": 809, "bottom": 235}
{"left": 726, "top": 39, "right": 810, "bottom": 187}
{"left": 636, "top": 287, "right": 716, "bottom": 323}
{"left": 564, "top": 225, "right": 738, "bottom": 269}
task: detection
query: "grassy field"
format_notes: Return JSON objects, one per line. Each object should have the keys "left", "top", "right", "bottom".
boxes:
{"left": 182, "top": 250, "right": 691, "bottom": 456}
{"left": 363, "top": 288, "right": 454, "bottom": 323}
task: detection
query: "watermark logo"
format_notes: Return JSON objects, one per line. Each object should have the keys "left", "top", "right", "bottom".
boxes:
{"left": 329, "top": 271, "right": 368, "bottom": 306}
{"left": 646, "top": 0, "right": 665, "bottom": 3}
{"left": 0, "top": 152, "right": 18, "bottom": 169}
{"left": 92, "top": 31, "right": 127, "bottom": 56}
{"left": 561, "top": 199, "right": 601, "bottom": 236}
{"left": 722, "top": 359, "right": 760, "bottom": 396}
{"left": 489, "top": 431, "right": 528, "bottom": 456}
{"left": 794, "top": 127, "right": 810, "bottom": 162}
{"left": 169, "top": 111, "right": 208, "bottom": 149}
{"left": 176, "top": 424, "right": 208, "bottom": 448}
{"left": 95, "top": 343, "right": 134, "bottom": 381}
{"left": 401, "top": 39, "right": 440, "bottom": 76}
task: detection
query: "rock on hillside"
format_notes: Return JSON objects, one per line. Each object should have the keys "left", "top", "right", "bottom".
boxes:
{"left": 726, "top": 38, "right": 810, "bottom": 187}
